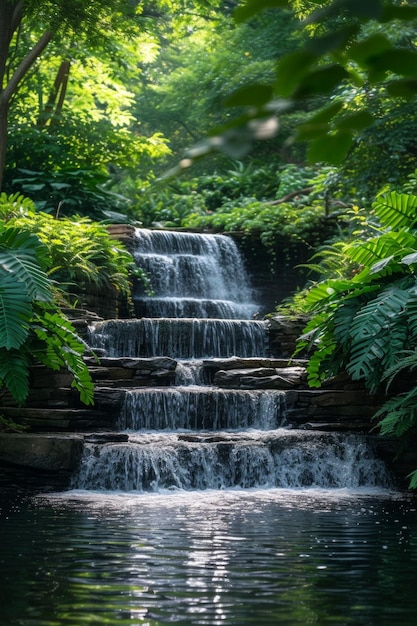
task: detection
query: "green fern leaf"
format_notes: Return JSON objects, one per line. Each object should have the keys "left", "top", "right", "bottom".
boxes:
{"left": 306, "top": 340, "right": 337, "bottom": 387}
{"left": 372, "top": 191, "right": 417, "bottom": 230}
{"left": 374, "top": 387, "right": 417, "bottom": 437}
{"left": 345, "top": 231, "right": 416, "bottom": 268}
{"left": 407, "top": 470, "right": 417, "bottom": 490}
{"left": 0, "top": 275, "right": 31, "bottom": 349}
{"left": 304, "top": 279, "right": 352, "bottom": 308}
{"left": 333, "top": 297, "right": 362, "bottom": 347}
{"left": 31, "top": 304, "right": 94, "bottom": 406}
{"left": 0, "top": 250, "right": 52, "bottom": 301}
{"left": 381, "top": 349, "right": 417, "bottom": 389}
{"left": 0, "top": 226, "right": 50, "bottom": 270}
{"left": 406, "top": 287, "right": 417, "bottom": 342}
{"left": 0, "top": 348, "right": 30, "bottom": 404}
{"left": 347, "top": 284, "right": 409, "bottom": 386}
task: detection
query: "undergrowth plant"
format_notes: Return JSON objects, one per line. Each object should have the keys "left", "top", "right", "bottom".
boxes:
{"left": 295, "top": 190, "right": 417, "bottom": 487}
{"left": 0, "top": 193, "right": 137, "bottom": 304}
{"left": 0, "top": 211, "right": 94, "bottom": 405}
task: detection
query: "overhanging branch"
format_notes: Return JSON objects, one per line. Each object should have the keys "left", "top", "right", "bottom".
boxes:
{"left": 2, "top": 30, "right": 52, "bottom": 106}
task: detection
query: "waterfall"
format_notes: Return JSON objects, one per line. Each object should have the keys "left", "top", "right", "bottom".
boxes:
{"left": 80, "top": 228, "right": 393, "bottom": 494}
{"left": 131, "top": 228, "right": 258, "bottom": 319}
{"left": 71, "top": 431, "right": 391, "bottom": 492}
{"left": 118, "top": 388, "right": 287, "bottom": 431}
{"left": 89, "top": 318, "right": 269, "bottom": 359}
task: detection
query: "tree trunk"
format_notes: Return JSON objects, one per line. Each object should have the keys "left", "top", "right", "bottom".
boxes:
{"left": 0, "top": 28, "right": 52, "bottom": 192}
{"left": 0, "top": 98, "right": 9, "bottom": 192}
{"left": 38, "top": 59, "right": 71, "bottom": 127}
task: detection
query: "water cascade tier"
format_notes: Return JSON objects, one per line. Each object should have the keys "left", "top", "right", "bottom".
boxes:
{"left": 131, "top": 228, "right": 259, "bottom": 319}
{"left": 82, "top": 228, "right": 392, "bottom": 493}
{"left": 89, "top": 318, "right": 269, "bottom": 359}
{"left": 72, "top": 431, "right": 390, "bottom": 492}
{"left": 118, "top": 387, "right": 286, "bottom": 431}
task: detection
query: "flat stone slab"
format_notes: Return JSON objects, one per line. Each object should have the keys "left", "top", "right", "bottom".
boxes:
{"left": 202, "top": 357, "right": 308, "bottom": 370}
{"left": 214, "top": 366, "right": 307, "bottom": 389}
{"left": 0, "top": 433, "right": 84, "bottom": 471}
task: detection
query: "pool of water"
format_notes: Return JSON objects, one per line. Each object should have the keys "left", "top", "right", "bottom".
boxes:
{"left": 1, "top": 487, "right": 417, "bottom": 625}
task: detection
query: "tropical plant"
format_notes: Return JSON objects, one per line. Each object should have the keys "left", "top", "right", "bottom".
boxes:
{"left": 0, "top": 193, "right": 136, "bottom": 303}
{"left": 175, "top": 0, "right": 417, "bottom": 202}
{"left": 180, "top": 165, "right": 340, "bottom": 267}
{"left": 295, "top": 190, "right": 417, "bottom": 486}
{"left": 0, "top": 217, "right": 94, "bottom": 405}
{"left": 6, "top": 167, "right": 130, "bottom": 219}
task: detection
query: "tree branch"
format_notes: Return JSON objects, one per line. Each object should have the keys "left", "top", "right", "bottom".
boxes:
{"left": 2, "top": 30, "right": 52, "bottom": 106}
{"left": 268, "top": 187, "right": 314, "bottom": 205}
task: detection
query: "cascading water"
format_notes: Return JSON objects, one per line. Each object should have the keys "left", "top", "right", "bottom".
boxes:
{"left": 82, "top": 228, "right": 393, "bottom": 493}
{"left": 131, "top": 228, "right": 259, "bottom": 319}
{"left": 89, "top": 318, "right": 268, "bottom": 358}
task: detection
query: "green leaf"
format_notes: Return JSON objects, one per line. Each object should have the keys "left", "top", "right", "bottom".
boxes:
{"left": 224, "top": 84, "right": 274, "bottom": 108}
{"left": 407, "top": 470, "right": 417, "bottom": 490}
{"left": 372, "top": 191, "right": 417, "bottom": 230}
{"left": 333, "top": 297, "right": 362, "bottom": 346}
{"left": 334, "top": 111, "right": 374, "bottom": 131}
{"left": 346, "top": 231, "right": 416, "bottom": 268}
{"left": 234, "top": 0, "right": 290, "bottom": 23}
{"left": 31, "top": 305, "right": 94, "bottom": 406}
{"left": 295, "top": 102, "right": 344, "bottom": 141}
{"left": 369, "top": 255, "right": 395, "bottom": 275}
{"left": 401, "top": 252, "right": 417, "bottom": 266}
{"left": 306, "top": 24, "right": 359, "bottom": 56}
{"left": 0, "top": 348, "right": 30, "bottom": 404}
{"left": 386, "top": 79, "right": 417, "bottom": 98}
{"left": 307, "top": 131, "right": 354, "bottom": 165}
{"left": 349, "top": 34, "right": 392, "bottom": 66}
{"left": 370, "top": 49, "right": 417, "bottom": 78}
{"left": 294, "top": 65, "right": 350, "bottom": 98}
{"left": 0, "top": 275, "right": 31, "bottom": 350}
{"left": 347, "top": 284, "right": 409, "bottom": 386}
{"left": 0, "top": 250, "right": 52, "bottom": 301}
{"left": 275, "top": 51, "right": 317, "bottom": 98}
{"left": 0, "top": 226, "right": 50, "bottom": 270}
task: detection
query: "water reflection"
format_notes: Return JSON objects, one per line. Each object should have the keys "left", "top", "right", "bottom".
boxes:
{"left": 1, "top": 488, "right": 417, "bottom": 625}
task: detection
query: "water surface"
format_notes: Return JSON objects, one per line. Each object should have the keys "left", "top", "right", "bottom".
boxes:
{"left": 1, "top": 488, "right": 417, "bottom": 625}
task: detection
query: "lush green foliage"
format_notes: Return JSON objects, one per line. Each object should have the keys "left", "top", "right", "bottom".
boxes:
{"left": 0, "top": 195, "right": 94, "bottom": 405}
{"left": 295, "top": 189, "right": 417, "bottom": 486}
{"left": 162, "top": 0, "right": 417, "bottom": 204}
{"left": 0, "top": 193, "right": 135, "bottom": 303}
{"left": 4, "top": 167, "right": 130, "bottom": 219}
{"left": 133, "top": 163, "right": 340, "bottom": 266}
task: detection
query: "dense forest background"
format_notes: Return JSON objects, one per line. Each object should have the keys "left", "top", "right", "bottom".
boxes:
{"left": 3, "top": 0, "right": 417, "bottom": 484}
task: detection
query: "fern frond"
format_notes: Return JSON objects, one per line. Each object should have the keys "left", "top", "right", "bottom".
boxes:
{"left": 407, "top": 470, "right": 417, "bottom": 490}
{"left": 344, "top": 231, "right": 416, "bottom": 269}
{"left": 333, "top": 297, "right": 362, "bottom": 347}
{"left": 0, "top": 348, "right": 30, "bottom": 404}
{"left": 0, "top": 251, "right": 52, "bottom": 301}
{"left": 306, "top": 341, "right": 337, "bottom": 387}
{"left": 303, "top": 279, "right": 352, "bottom": 309}
{"left": 30, "top": 304, "right": 94, "bottom": 405}
{"left": 381, "top": 349, "right": 417, "bottom": 390}
{"left": 347, "top": 284, "right": 410, "bottom": 388}
{"left": 0, "top": 275, "right": 32, "bottom": 349}
{"left": 372, "top": 191, "right": 417, "bottom": 230}
{"left": 406, "top": 286, "right": 417, "bottom": 343}
{"left": 374, "top": 386, "right": 417, "bottom": 437}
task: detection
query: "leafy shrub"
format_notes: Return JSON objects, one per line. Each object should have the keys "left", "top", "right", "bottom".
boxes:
{"left": 0, "top": 193, "right": 134, "bottom": 303}
{"left": 183, "top": 197, "right": 338, "bottom": 266}
{"left": 5, "top": 167, "right": 130, "bottom": 220}
{"left": 295, "top": 190, "right": 417, "bottom": 487}
{"left": 0, "top": 210, "right": 93, "bottom": 405}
